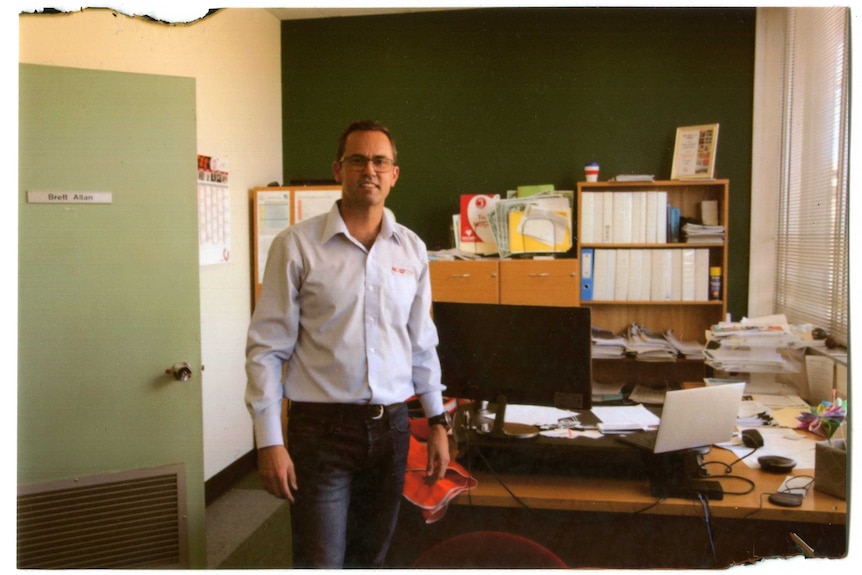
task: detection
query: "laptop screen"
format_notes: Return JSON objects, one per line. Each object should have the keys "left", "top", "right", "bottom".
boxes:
{"left": 653, "top": 383, "right": 745, "bottom": 454}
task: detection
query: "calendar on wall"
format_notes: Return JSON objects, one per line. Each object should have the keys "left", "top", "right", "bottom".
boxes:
{"left": 198, "top": 155, "right": 231, "bottom": 265}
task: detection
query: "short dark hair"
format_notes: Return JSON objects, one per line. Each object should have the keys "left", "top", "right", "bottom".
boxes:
{"left": 336, "top": 120, "right": 398, "bottom": 164}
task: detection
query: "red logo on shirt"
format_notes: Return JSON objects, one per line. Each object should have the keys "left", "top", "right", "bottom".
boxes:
{"left": 392, "top": 266, "right": 407, "bottom": 274}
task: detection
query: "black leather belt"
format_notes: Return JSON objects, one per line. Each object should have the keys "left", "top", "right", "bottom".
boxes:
{"left": 289, "top": 401, "right": 405, "bottom": 422}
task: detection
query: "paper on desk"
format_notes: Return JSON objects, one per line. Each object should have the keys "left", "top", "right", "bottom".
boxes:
{"left": 717, "top": 426, "right": 816, "bottom": 469}
{"left": 539, "top": 427, "right": 604, "bottom": 440}
{"left": 591, "top": 404, "right": 660, "bottom": 428}
{"left": 503, "top": 404, "right": 579, "bottom": 426}
{"left": 753, "top": 394, "right": 809, "bottom": 409}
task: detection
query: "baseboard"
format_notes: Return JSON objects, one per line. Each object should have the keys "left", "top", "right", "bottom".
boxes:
{"left": 205, "top": 449, "right": 257, "bottom": 505}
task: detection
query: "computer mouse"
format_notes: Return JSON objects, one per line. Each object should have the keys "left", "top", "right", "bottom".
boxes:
{"left": 758, "top": 455, "right": 797, "bottom": 473}
{"left": 741, "top": 429, "right": 764, "bottom": 448}
{"left": 768, "top": 492, "right": 803, "bottom": 507}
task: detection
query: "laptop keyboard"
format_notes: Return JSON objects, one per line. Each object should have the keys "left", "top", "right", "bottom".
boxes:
{"left": 618, "top": 430, "right": 658, "bottom": 451}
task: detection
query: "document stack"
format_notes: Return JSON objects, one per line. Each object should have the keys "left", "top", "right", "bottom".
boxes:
{"left": 487, "top": 191, "right": 573, "bottom": 257}
{"left": 703, "top": 316, "right": 803, "bottom": 374}
{"left": 663, "top": 330, "right": 705, "bottom": 359}
{"left": 591, "top": 326, "right": 627, "bottom": 358}
{"left": 624, "top": 324, "right": 678, "bottom": 361}
{"left": 682, "top": 222, "right": 725, "bottom": 243}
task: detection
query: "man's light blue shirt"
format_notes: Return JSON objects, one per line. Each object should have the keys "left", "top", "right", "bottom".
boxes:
{"left": 246, "top": 201, "right": 445, "bottom": 448}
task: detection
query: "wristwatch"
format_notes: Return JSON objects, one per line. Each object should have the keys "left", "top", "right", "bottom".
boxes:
{"left": 427, "top": 411, "right": 453, "bottom": 431}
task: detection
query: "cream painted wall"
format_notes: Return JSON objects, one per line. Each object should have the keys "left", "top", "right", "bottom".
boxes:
{"left": 19, "top": 7, "right": 282, "bottom": 479}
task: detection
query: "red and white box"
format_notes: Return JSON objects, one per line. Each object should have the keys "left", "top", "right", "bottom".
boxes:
{"left": 459, "top": 194, "right": 499, "bottom": 255}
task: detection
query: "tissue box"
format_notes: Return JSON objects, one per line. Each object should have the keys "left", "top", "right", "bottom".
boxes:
{"left": 814, "top": 439, "right": 847, "bottom": 500}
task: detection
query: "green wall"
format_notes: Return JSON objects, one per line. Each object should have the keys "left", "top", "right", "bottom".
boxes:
{"left": 281, "top": 7, "right": 755, "bottom": 319}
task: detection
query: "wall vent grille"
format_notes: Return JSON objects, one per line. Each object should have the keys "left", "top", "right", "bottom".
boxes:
{"left": 17, "top": 464, "right": 187, "bottom": 569}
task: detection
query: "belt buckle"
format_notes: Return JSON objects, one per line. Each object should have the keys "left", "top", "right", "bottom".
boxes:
{"left": 369, "top": 405, "right": 385, "bottom": 420}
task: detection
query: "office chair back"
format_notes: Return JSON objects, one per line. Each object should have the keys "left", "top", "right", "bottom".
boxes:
{"left": 411, "top": 530, "right": 567, "bottom": 568}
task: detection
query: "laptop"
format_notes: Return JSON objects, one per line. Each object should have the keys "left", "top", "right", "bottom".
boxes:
{"left": 619, "top": 383, "right": 745, "bottom": 454}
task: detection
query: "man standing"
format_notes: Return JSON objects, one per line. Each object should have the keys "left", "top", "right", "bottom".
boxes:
{"left": 245, "top": 120, "right": 451, "bottom": 568}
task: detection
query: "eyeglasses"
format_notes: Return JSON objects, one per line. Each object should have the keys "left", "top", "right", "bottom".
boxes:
{"left": 340, "top": 155, "right": 396, "bottom": 173}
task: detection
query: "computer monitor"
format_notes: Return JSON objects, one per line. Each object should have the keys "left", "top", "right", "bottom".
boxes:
{"left": 432, "top": 302, "right": 592, "bottom": 411}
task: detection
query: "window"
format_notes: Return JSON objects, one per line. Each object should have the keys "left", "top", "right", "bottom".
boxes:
{"left": 753, "top": 7, "right": 849, "bottom": 345}
{"left": 775, "top": 8, "right": 849, "bottom": 345}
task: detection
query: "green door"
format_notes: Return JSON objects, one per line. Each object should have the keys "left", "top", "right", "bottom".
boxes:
{"left": 18, "top": 64, "right": 205, "bottom": 567}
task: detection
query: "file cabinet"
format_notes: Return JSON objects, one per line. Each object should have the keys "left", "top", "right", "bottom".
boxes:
{"left": 429, "top": 260, "right": 500, "bottom": 304}
{"left": 429, "top": 259, "right": 580, "bottom": 307}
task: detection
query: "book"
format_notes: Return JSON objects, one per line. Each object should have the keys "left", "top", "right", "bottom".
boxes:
{"left": 614, "top": 249, "right": 630, "bottom": 301}
{"left": 601, "top": 192, "right": 614, "bottom": 243}
{"left": 580, "top": 192, "right": 596, "bottom": 243}
{"left": 655, "top": 191, "right": 667, "bottom": 244}
{"left": 580, "top": 247, "right": 594, "bottom": 301}
{"left": 650, "top": 249, "right": 673, "bottom": 301}
{"left": 667, "top": 206, "right": 681, "bottom": 242}
{"left": 631, "top": 191, "right": 647, "bottom": 243}
{"left": 610, "top": 174, "right": 656, "bottom": 182}
{"left": 626, "top": 249, "right": 645, "bottom": 301}
{"left": 681, "top": 248, "right": 696, "bottom": 301}
{"left": 612, "top": 192, "right": 633, "bottom": 243}
{"left": 695, "top": 248, "right": 710, "bottom": 301}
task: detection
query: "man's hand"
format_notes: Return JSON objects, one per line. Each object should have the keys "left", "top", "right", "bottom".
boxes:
{"left": 425, "top": 424, "right": 451, "bottom": 483}
{"left": 257, "top": 444, "right": 297, "bottom": 502}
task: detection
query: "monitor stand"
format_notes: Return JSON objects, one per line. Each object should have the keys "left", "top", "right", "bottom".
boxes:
{"left": 643, "top": 446, "right": 724, "bottom": 500}
{"left": 485, "top": 395, "right": 539, "bottom": 439}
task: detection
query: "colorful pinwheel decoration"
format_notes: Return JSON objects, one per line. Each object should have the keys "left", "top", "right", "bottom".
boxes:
{"left": 797, "top": 396, "right": 846, "bottom": 442}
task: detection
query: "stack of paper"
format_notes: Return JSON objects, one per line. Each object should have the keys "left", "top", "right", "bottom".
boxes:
{"left": 624, "top": 324, "right": 678, "bottom": 361}
{"left": 591, "top": 326, "right": 627, "bottom": 358}
{"left": 488, "top": 191, "right": 573, "bottom": 257}
{"left": 704, "top": 315, "right": 803, "bottom": 374}
{"left": 664, "top": 330, "right": 704, "bottom": 359}
{"left": 683, "top": 222, "right": 725, "bottom": 243}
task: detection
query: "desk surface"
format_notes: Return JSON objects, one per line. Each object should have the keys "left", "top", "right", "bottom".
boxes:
{"left": 452, "top": 435, "right": 847, "bottom": 525}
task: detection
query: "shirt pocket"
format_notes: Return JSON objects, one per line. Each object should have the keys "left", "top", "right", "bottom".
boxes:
{"left": 384, "top": 265, "right": 418, "bottom": 321}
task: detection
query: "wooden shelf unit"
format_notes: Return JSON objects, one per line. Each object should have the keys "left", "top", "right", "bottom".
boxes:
{"left": 577, "top": 179, "right": 729, "bottom": 343}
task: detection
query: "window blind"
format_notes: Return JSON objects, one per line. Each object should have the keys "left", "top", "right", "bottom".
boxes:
{"left": 775, "top": 7, "right": 849, "bottom": 345}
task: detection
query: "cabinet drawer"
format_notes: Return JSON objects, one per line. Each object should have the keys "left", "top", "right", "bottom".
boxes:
{"left": 500, "top": 259, "right": 580, "bottom": 307}
{"left": 429, "top": 260, "right": 499, "bottom": 304}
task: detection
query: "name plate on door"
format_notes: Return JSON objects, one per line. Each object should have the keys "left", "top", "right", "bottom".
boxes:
{"left": 28, "top": 191, "right": 113, "bottom": 204}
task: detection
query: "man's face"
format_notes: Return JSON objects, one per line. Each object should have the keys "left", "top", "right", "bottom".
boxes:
{"left": 333, "top": 130, "right": 400, "bottom": 208}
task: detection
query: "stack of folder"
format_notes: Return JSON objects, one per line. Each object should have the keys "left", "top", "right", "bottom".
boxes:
{"left": 488, "top": 191, "right": 573, "bottom": 257}
{"left": 580, "top": 247, "right": 710, "bottom": 302}
{"left": 704, "top": 317, "right": 804, "bottom": 373}
{"left": 580, "top": 190, "right": 672, "bottom": 244}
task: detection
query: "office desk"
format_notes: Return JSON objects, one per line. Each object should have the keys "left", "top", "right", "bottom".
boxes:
{"left": 389, "top": 435, "right": 847, "bottom": 568}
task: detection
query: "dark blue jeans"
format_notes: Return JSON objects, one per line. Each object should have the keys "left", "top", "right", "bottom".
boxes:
{"left": 287, "top": 402, "right": 410, "bottom": 568}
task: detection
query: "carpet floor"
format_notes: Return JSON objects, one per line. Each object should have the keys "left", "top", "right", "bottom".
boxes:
{"left": 205, "top": 471, "right": 292, "bottom": 568}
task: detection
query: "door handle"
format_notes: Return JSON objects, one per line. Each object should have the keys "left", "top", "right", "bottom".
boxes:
{"left": 166, "top": 362, "right": 193, "bottom": 381}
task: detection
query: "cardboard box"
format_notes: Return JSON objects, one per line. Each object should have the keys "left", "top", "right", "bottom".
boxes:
{"left": 814, "top": 439, "right": 847, "bottom": 500}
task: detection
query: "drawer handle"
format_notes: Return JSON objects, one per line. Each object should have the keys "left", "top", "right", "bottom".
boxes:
{"left": 528, "top": 272, "right": 551, "bottom": 278}
{"left": 449, "top": 273, "right": 472, "bottom": 278}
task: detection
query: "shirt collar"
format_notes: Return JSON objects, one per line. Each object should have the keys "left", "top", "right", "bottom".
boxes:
{"left": 322, "top": 200, "right": 400, "bottom": 244}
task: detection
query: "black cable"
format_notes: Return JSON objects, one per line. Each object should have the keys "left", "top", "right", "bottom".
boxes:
{"left": 700, "top": 459, "right": 733, "bottom": 474}
{"left": 697, "top": 493, "right": 719, "bottom": 567}
{"left": 709, "top": 474, "right": 756, "bottom": 496}
{"left": 724, "top": 447, "right": 758, "bottom": 470}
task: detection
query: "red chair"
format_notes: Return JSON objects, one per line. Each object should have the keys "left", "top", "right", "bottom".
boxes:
{"left": 411, "top": 531, "right": 567, "bottom": 568}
